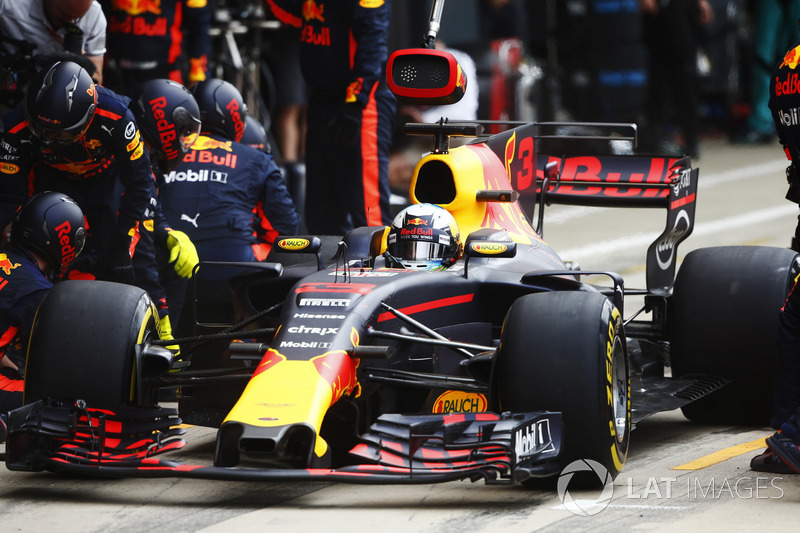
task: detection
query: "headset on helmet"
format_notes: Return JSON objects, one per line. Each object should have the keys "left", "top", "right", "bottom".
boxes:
{"left": 24, "top": 61, "right": 97, "bottom": 147}
{"left": 129, "top": 79, "right": 202, "bottom": 172}
{"left": 387, "top": 203, "right": 461, "bottom": 270}
{"left": 11, "top": 192, "right": 86, "bottom": 278}
{"left": 191, "top": 78, "right": 248, "bottom": 142}
{"left": 240, "top": 114, "right": 271, "bottom": 154}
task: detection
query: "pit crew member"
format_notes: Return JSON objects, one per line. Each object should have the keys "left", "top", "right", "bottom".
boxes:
{"left": 0, "top": 192, "right": 85, "bottom": 431}
{"left": 752, "top": 39, "right": 800, "bottom": 474}
{"left": 0, "top": 60, "right": 153, "bottom": 288}
{"left": 101, "top": 0, "right": 211, "bottom": 91}
{"left": 266, "top": 0, "right": 396, "bottom": 235}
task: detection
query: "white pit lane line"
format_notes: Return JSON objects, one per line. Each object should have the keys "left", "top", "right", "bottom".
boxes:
{"left": 557, "top": 205, "right": 799, "bottom": 263}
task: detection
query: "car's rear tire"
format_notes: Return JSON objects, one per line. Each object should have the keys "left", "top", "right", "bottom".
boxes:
{"left": 493, "top": 291, "right": 630, "bottom": 485}
{"left": 24, "top": 280, "right": 160, "bottom": 408}
{"left": 670, "top": 246, "right": 799, "bottom": 425}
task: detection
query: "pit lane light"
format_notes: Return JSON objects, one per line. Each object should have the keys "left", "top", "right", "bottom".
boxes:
{"left": 387, "top": 48, "right": 467, "bottom": 106}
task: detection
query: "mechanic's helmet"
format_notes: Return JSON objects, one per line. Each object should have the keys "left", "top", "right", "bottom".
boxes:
{"left": 387, "top": 203, "right": 461, "bottom": 270}
{"left": 129, "top": 79, "right": 202, "bottom": 172}
{"left": 24, "top": 61, "right": 97, "bottom": 147}
{"left": 240, "top": 114, "right": 271, "bottom": 154}
{"left": 10, "top": 191, "right": 86, "bottom": 277}
{"left": 190, "top": 78, "right": 248, "bottom": 142}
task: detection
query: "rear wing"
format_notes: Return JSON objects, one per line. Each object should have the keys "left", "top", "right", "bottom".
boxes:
{"left": 482, "top": 122, "right": 698, "bottom": 293}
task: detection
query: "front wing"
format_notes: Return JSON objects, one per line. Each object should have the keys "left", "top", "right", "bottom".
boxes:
{"left": 4, "top": 401, "right": 562, "bottom": 485}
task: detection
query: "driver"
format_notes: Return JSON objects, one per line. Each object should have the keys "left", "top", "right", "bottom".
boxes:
{"left": 0, "top": 192, "right": 86, "bottom": 439}
{"left": 385, "top": 203, "right": 462, "bottom": 271}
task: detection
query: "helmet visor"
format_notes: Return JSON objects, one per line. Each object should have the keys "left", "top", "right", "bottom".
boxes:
{"left": 173, "top": 107, "right": 202, "bottom": 151}
{"left": 29, "top": 103, "right": 96, "bottom": 146}
{"left": 392, "top": 240, "right": 447, "bottom": 263}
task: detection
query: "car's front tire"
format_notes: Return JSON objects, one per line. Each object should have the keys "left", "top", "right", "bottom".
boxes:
{"left": 25, "top": 280, "right": 160, "bottom": 408}
{"left": 493, "top": 290, "right": 630, "bottom": 485}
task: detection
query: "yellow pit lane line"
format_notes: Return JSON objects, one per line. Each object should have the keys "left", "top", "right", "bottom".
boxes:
{"left": 671, "top": 436, "right": 769, "bottom": 470}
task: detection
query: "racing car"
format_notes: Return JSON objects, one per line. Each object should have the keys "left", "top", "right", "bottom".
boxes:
{"left": 4, "top": 46, "right": 798, "bottom": 489}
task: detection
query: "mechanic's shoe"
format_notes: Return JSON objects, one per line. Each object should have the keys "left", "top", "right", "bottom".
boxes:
{"left": 751, "top": 447, "right": 796, "bottom": 474}
{"left": 766, "top": 431, "right": 800, "bottom": 474}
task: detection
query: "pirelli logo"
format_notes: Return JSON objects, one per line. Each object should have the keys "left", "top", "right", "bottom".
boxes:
{"left": 298, "top": 298, "right": 351, "bottom": 307}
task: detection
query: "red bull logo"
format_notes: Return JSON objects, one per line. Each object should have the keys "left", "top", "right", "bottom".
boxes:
{"left": 0, "top": 253, "right": 20, "bottom": 275}
{"left": 114, "top": 0, "right": 162, "bottom": 16}
{"left": 400, "top": 227, "right": 433, "bottom": 237}
{"left": 775, "top": 72, "right": 800, "bottom": 97}
{"left": 148, "top": 96, "right": 179, "bottom": 161}
{"left": 406, "top": 217, "right": 427, "bottom": 226}
{"left": 55, "top": 221, "right": 79, "bottom": 273}
{"left": 226, "top": 99, "right": 246, "bottom": 142}
{"left": 302, "top": 0, "right": 325, "bottom": 21}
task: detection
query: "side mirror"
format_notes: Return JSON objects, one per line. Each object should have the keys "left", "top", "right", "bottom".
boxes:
{"left": 386, "top": 48, "right": 467, "bottom": 105}
{"left": 273, "top": 236, "right": 324, "bottom": 270}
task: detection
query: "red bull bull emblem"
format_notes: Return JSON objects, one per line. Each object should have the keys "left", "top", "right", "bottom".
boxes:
{"left": 190, "top": 136, "right": 233, "bottom": 152}
{"left": 302, "top": 0, "right": 325, "bottom": 21}
{"left": 115, "top": 0, "right": 162, "bottom": 16}
{"left": 0, "top": 253, "right": 21, "bottom": 275}
{"left": 782, "top": 45, "right": 800, "bottom": 70}
{"left": 406, "top": 217, "right": 427, "bottom": 226}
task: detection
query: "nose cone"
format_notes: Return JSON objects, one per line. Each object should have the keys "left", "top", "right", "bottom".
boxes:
{"left": 215, "top": 349, "right": 359, "bottom": 467}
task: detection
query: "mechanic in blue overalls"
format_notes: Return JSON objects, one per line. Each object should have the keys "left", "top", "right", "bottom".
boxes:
{"left": 0, "top": 192, "right": 86, "bottom": 441}
{"left": 102, "top": 0, "right": 212, "bottom": 92}
{"left": 266, "top": 0, "right": 396, "bottom": 235}
{"left": 752, "top": 37, "right": 800, "bottom": 474}
{"left": 0, "top": 61, "right": 193, "bottom": 337}
{"left": 138, "top": 78, "right": 299, "bottom": 328}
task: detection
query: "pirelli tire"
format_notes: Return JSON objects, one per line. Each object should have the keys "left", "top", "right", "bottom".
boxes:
{"left": 24, "top": 280, "right": 160, "bottom": 408}
{"left": 493, "top": 290, "right": 630, "bottom": 486}
{"left": 669, "top": 246, "right": 799, "bottom": 425}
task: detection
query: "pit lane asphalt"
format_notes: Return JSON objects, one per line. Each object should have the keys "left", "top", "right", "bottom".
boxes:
{"left": 1, "top": 137, "right": 798, "bottom": 532}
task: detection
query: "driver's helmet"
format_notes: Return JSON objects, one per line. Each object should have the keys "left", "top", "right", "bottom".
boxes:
{"left": 24, "top": 61, "right": 97, "bottom": 148}
{"left": 190, "top": 78, "right": 248, "bottom": 142}
{"left": 129, "top": 79, "right": 202, "bottom": 172}
{"left": 387, "top": 203, "right": 461, "bottom": 270}
{"left": 10, "top": 191, "right": 86, "bottom": 278}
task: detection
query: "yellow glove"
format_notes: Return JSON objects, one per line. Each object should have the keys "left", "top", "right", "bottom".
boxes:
{"left": 159, "top": 314, "right": 182, "bottom": 364}
{"left": 166, "top": 230, "right": 199, "bottom": 278}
